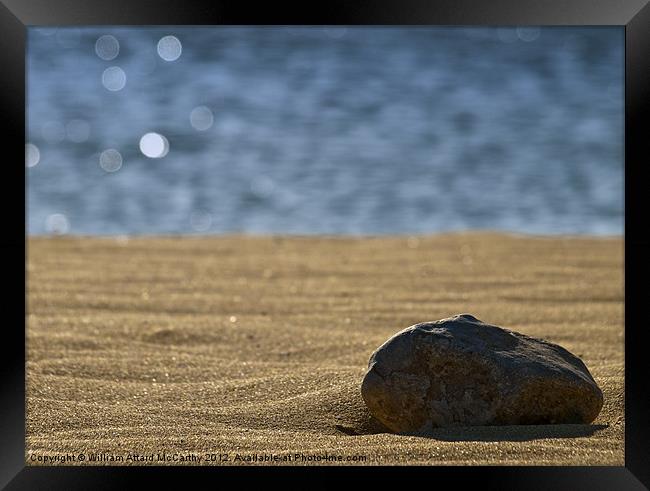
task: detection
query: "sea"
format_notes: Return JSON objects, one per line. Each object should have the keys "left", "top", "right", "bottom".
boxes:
{"left": 26, "top": 26, "right": 624, "bottom": 236}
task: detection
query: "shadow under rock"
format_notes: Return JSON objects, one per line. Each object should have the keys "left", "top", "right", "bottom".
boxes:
{"left": 337, "top": 417, "right": 608, "bottom": 440}
{"left": 334, "top": 414, "right": 391, "bottom": 436}
{"left": 401, "top": 423, "right": 609, "bottom": 441}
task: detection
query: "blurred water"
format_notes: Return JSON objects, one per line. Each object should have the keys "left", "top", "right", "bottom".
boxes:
{"left": 26, "top": 27, "right": 623, "bottom": 236}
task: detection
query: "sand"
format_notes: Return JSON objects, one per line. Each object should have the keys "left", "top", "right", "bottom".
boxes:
{"left": 26, "top": 233, "right": 624, "bottom": 465}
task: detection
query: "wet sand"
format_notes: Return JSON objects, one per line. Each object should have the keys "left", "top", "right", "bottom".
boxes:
{"left": 26, "top": 233, "right": 624, "bottom": 465}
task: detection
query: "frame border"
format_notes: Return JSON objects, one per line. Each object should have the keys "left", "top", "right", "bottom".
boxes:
{"left": 2, "top": 0, "right": 649, "bottom": 488}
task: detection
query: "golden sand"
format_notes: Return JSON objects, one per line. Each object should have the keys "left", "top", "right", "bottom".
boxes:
{"left": 26, "top": 233, "right": 624, "bottom": 465}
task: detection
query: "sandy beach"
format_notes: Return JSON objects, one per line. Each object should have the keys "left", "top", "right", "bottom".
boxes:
{"left": 26, "top": 233, "right": 624, "bottom": 465}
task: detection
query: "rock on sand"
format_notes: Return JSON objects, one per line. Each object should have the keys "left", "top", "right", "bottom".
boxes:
{"left": 361, "top": 314, "right": 603, "bottom": 433}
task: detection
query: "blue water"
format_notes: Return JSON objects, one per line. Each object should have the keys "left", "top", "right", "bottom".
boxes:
{"left": 26, "top": 27, "right": 624, "bottom": 236}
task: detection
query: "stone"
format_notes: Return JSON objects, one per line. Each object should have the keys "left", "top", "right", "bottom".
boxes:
{"left": 360, "top": 314, "right": 603, "bottom": 433}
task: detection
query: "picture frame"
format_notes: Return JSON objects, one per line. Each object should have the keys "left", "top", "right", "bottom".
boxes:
{"left": 2, "top": 0, "right": 649, "bottom": 488}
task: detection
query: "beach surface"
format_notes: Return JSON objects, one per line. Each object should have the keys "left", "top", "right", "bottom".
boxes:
{"left": 26, "top": 233, "right": 624, "bottom": 465}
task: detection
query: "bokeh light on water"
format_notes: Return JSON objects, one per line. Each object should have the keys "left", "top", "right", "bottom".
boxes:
{"left": 99, "top": 149, "right": 123, "bottom": 172}
{"left": 95, "top": 35, "right": 120, "bottom": 60}
{"left": 190, "top": 210, "right": 213, "bottom": 232}
{"left": 139, "top": 133, "right": 169, "bottom": 158}
{"left": 27, "top": 27, "right": 623, "bottom": 235}
{"left": 157, "top": 35, "right": 182, "bottom": 61}
{"left": 101, "top": 66, "right": 126, "bottom": 91}
{"left": 516, "top": 27, "right": 541, "bottom": 42}
{"left": 45, "top": 213, "right": 70, "bottom": 235}
{"left": 25, "top": 143, "right": 40, "bottom": 168}
{"left": 189, "top": 106, "right": 214, "bottom": 131}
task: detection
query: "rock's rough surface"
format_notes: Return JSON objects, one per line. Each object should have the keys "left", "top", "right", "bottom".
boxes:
{"left": 361, "top": 314, "right": 603, "bottom": 433}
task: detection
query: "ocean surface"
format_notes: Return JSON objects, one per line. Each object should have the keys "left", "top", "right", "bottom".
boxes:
{"left": 26, "top": 27, "right": 624, "bottom": 236}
